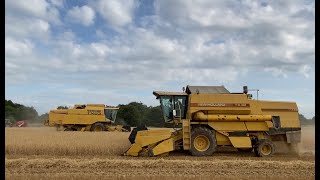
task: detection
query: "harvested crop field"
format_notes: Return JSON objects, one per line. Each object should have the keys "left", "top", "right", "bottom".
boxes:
{"left": 5, "top": 126, "right": 315, "bottom": 180}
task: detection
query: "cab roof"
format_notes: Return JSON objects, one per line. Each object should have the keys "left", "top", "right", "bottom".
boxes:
{"left": 186, "top": 85, "right": 230, "bottom": 94}
{"left": 153, "top": 85, "right": 230, "bottom": 98}
{"left": 153, "top": 91, "right": 187, "bottom": 98}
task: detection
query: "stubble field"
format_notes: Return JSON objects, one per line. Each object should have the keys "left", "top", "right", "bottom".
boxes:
{"left": 5, "top": 126, "right": 315, "bottom": 180}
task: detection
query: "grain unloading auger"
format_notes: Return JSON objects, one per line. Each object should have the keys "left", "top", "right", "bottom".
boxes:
{"left": 124, "top": 85, "right": 301, "bottom": 157}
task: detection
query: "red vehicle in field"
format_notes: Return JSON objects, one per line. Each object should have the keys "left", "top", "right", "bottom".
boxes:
{"left": 15, "top": 120, "right": 28, "bottom": 127}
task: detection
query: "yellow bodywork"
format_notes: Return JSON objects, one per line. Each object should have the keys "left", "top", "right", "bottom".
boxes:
{"left": 124, "top": 129, "right": 182, "bottom": 156}
{"left": 45, "top": 104, "right": 129, "bottom": 132}
{"left": 184, "top": 93, "right": 299, "bottom": 149}
{"left": 228, "top": 137, "right": 252, "bottom": 148}
{"left": 47, "top": 104, "right": 111, "bottom": 126}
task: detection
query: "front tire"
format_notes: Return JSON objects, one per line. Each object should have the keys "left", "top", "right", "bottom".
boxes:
{"left": 90, "top": 123, "right": 106, "bottom": 132}
{"left": 189, "top": 127, "right": 217, "bottom": 156}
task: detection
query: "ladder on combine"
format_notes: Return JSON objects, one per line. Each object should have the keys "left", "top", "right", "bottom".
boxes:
{"left": 182, "top": 119, "right": 191, "bottom": 150}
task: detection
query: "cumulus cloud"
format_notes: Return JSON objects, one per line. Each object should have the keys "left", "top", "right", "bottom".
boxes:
{"left": 5, "top": 0, "right": 49, "bottom": 18}
{"left": 5, "top": 16, "right": 51, "bottom": 40}
{"left": 5, "top": 0, "right": 315, "bottom": 116}
{"left": 5, "top": 0, "right": 61, "bottom": 25}
{"left": 6, "top": 0, "right": 314, "bottom": 86}
{"left": 151, "top": 0, "right": 315, "bottom": 77}
{"left": 94, "top": 0, "right": 137, "bottom": 27}
{"left": 49, "top": 0, "right": 64, "bottom": 8}
{"left": 66, "top": 5, "right": 95, "bottom": 26}
{"left": 5, "top": 0, "right": 64, "bottom": 42}
{"left": 5, "top": 37, "right": 34, "bottom": 57}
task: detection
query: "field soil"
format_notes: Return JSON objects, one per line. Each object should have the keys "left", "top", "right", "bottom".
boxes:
{"left": 5, "top": 126, "right": 315, "bottom": 180}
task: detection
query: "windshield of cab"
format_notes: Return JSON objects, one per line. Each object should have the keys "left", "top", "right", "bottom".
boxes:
{"left": 104, "top": 109, "right": 118, "bottom": 123}
{"left": 159, "top": 95, "right": 187, "bottom": 122}
{"left": 160, "top": 96, "right": 173, "bottom": 122}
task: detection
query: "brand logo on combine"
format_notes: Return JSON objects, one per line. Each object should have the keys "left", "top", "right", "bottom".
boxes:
{"left": 191, "top": 103, "right": 250, "bottom": 107}
{"left": 199, "top": 103, "right": 226, "bottom": 107}
{"left": 87, "top": 110, "right": 101, "bottom": 115}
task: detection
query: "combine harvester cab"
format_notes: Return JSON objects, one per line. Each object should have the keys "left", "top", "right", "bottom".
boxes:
{"left": 124, "top": 85, "right": 301, "bottom": 157}
{"left": 44, "top": 104, "right": 131, "bottom": 132}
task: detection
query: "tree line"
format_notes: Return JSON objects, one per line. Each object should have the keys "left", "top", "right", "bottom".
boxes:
{"left": 5, "top": 99, "right": 315, "bottom": 127}
{"left": 4, "top": 99, "right": 167, "bottom": 127}
{"left": 5, "top": 100, "right": 40, "bottom": 123}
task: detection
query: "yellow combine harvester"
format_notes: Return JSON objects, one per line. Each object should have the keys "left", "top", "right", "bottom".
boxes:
{"left": 44, "top": 104, "right": 131, "bottom": 132}
{"left": 124, "top": 85, "right": 301, "bottom": 157}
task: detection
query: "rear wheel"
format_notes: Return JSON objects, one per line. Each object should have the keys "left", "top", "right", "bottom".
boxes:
{"left": 90, "top": 123, "right": 106, "bottom": 132}
{"left": 189, "top": 127, "right": 216, "bottom": 156}
{"left": 254, "top": 140, "right": 275, "bottom": 157}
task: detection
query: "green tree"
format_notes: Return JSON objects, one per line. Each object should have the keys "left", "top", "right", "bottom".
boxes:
{"left": 5, "top": 105, "right": 17, "bottom": 120}
{"left": 145, "top": 106, "right": 164, "bottom": 127}
{"left": 116, "top": 102, "right": 150, "bottom": 126}
{"left": 5, "top": 99, "right": 39, "bottom": 121}
{"left": 15, "top": 106, "right": 38, "bottom": 120}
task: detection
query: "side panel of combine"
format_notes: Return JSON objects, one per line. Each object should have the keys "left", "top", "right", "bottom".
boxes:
{"left": 57, "top": 112, "right": 105, "bottom": 125}
{"left": 184, "top": 93, "right": 300, "bottom": 156}
{"left": 260, "top": 100, "right": 301, "bottom": 144}
{"left": 260, "top": 101, "right": 300, "bottom": 128}
{"left": 48, "top": 108, "right": 105, "bottom": 125}
{"left": 187, "top": 94, "right": 252, "bottom": 115}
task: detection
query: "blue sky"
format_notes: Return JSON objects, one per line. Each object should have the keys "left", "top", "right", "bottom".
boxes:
{"left": 5, "top": 0, "right": 315, "bottom": 118}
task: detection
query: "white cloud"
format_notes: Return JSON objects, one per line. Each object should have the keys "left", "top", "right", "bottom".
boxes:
{"left": 5, "top": 0, "right": 63, "bottom": 43}
{"left": 264, "top": 67, "right": 288, "bottom": 78}
{"left": 90, "top": 43, "right": 111, "bottom": 57}
{"left": 5, "top": 0, "right": 61, "bottom": 25}
{"left": 46, "top": 6, "right": 62, "bottom": 25}
{"left": 5, "top": 37, "right": 34, "bottom": 57}
{"left": 299, "top": 65, "right": 312, "bottom": 78}
{"left": 51, "top": 38, "right": 111, "bottom": 61}
{"left": 49, "top": 0, "right": 64, "bottom": 8}
{"left": 5, "top": 0, "right": 49, "bottom": 18}
{"left": 5, "top": 16, "right": 50, "bottom": 40}
{"left": 4, "top": 0, "right": 315, "bottom": 117}
{"left": 94, "top": 0, "right": 137, "bottom": 27}
{"left": 66, "top": 5, "right": 95, "bottom": 26}
{"left": 151, "top": 0, "right": 315, "bottom": 75}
